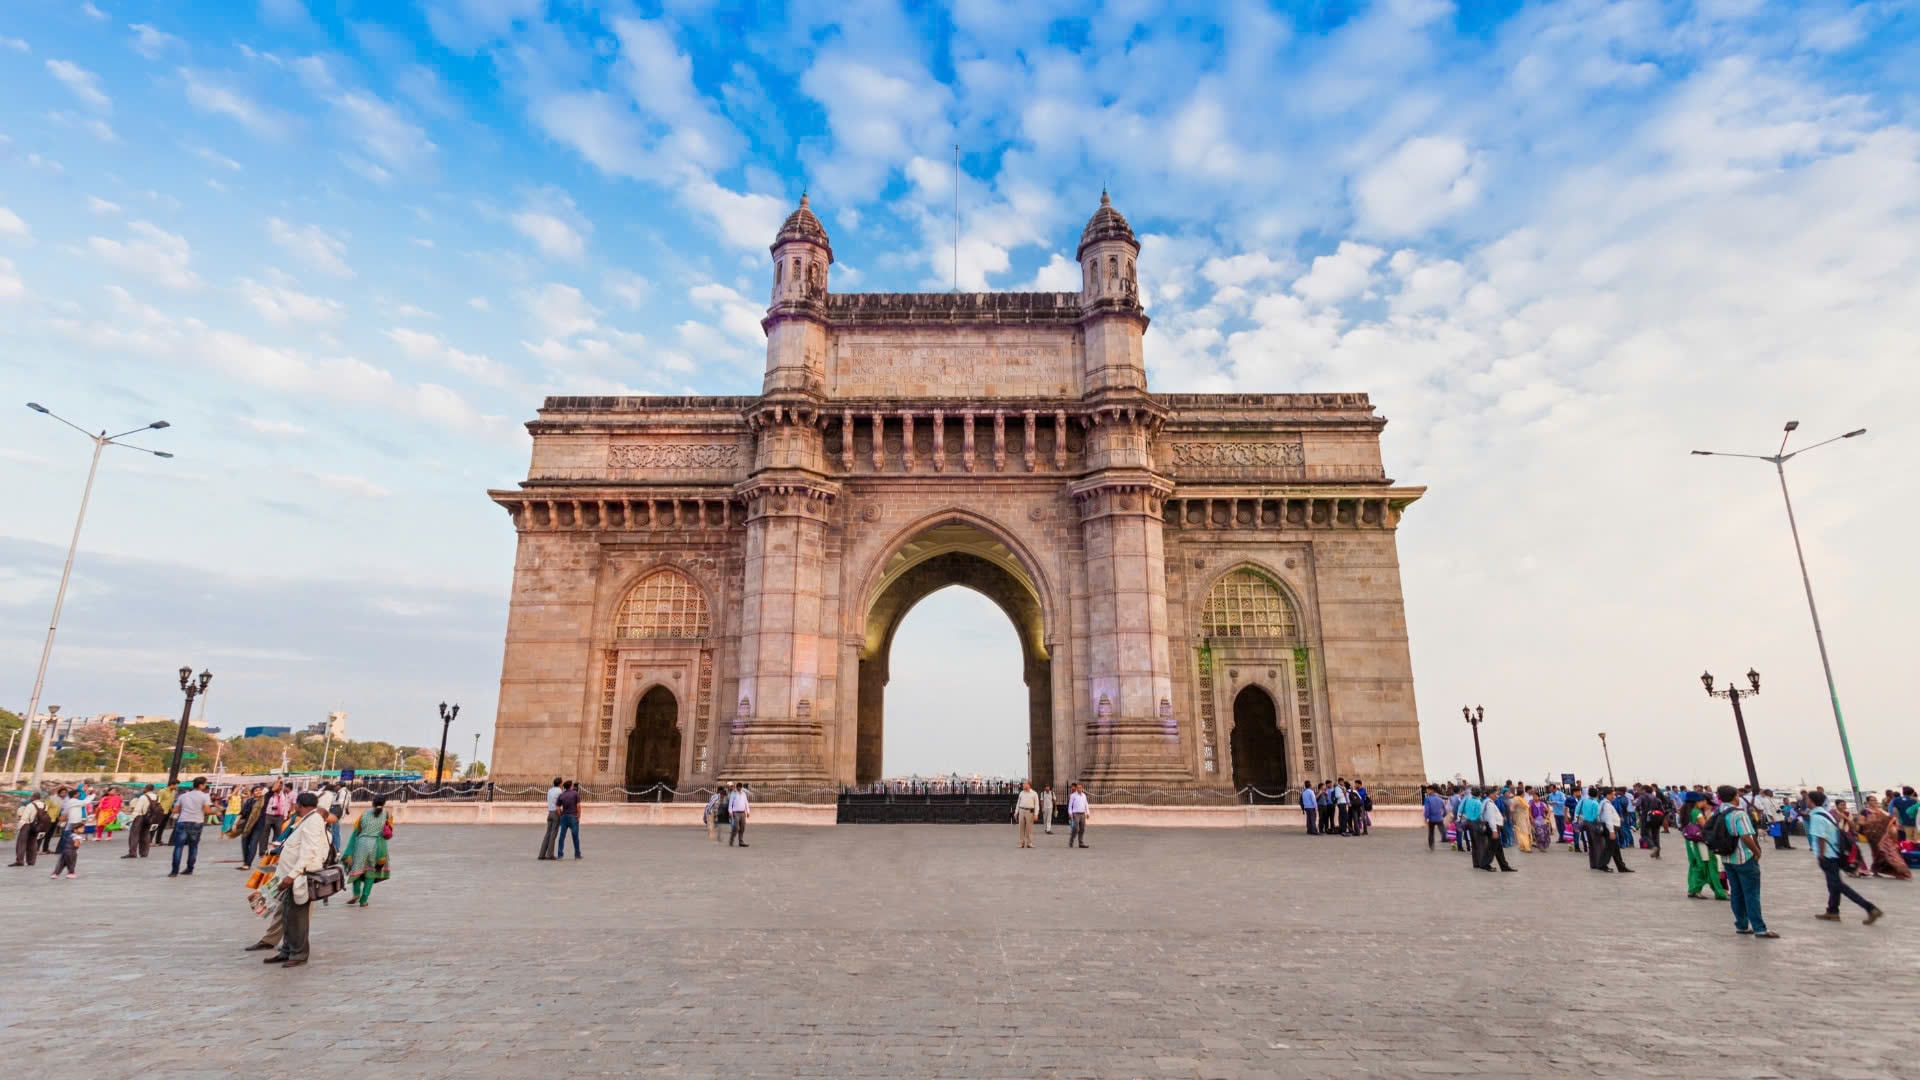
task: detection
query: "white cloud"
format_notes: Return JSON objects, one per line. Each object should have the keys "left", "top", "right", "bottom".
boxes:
{"left": 0, "top": 208, "right": 28, "bottom": 240}
{"left": 47, "top": 59, "right": 111, "bottom": 110}
{"left": 467, "top": 295, "right": 490, "bottom": 311}
{"left": 1353, "top": 135, "right": 1484, "bottom": 236}
{"left": 330, "top": 91, "right": 435, "bottom": 174}
{"left": 0, "top": 36, "right": 29, "bottom": 53}
{"left": 0, "top": 256, "right": 22, "bottom": 300}
{"left": 384, "top": 327, "right": 511, "bottom": 384}
{"left": 510, "top": 189, "right": 590, "bottom": 260}
{"left": 268, "top": 218, "right": 353, "bottom": 278}
{"left": 129, "top": 24, "right": 183, "bottom": 60}
{"left": 242, "top": 417, "right": 307, "bottom": 438}
{"left": 238, "top": 278, "right": 344, "bottom": 324}
{"left": 81, "top": 3, "right": 108, "bottom": 23}
{"left": 679, "top": 180, "right": 790, "bottom": 252}
{"left": 603, "top": 269, "right": 649, "bottom": 309}
{"left": 798, "top": 52, "right": 951, "bottom": 200}
{"left": 304, "top": 471, "right": 392, "bottom": 499}
{"left": 1020, "top": 252, "right": 1080, "bottom": 291}
{"left": 520, "top": 283, "right": 600, "bottom": 338}
{"left": 193, "top": 146, "right": 242, "bottom": 171}
{"left": 181, "top": 68, "right": 288, "bottom": 136}
{"left": 88, "top": 221, "right": 200, "bottom": 289}
{"left": 1293, "top": 242, "right": 1385, "bottom": 305}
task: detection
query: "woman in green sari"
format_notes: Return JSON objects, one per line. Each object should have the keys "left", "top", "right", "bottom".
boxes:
{"left": 1683, "top": 799, "right": 1727, "bottom": 900}
{"left": 343, "top": 795, "right": 393, "bottom": 907}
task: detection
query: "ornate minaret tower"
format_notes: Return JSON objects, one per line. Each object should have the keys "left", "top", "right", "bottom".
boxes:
{"left": 725, "top": 195, "right": 841, "bottom": 786}
{"left": 1071, "top": 192, "right": 1187, "bottom": 789}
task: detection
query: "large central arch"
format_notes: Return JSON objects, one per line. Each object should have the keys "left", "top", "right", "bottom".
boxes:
{"left": 856, "top": 518, "right": 1053, "bottom": 788}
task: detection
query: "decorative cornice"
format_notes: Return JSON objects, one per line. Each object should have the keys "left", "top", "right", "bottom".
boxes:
{"left": 1163, "top": 487, "right": 1425, "bottom": 531}
{"left": 487, "top": 488, "right": 745, "bottom": 533}
{"left": 824, "top": 291, "right": 1083, "bottom": 326}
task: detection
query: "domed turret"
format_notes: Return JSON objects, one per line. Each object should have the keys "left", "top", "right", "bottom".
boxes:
{"left": 1077, "top": 190, "right": 1140, "bottom": 309}
{"left": 770, "top": 193, "right": 832, "bottom": 309}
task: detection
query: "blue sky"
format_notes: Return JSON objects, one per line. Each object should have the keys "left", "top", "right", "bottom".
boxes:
{"left": 3, "top": 0, "right": 1918, "bottom": 785}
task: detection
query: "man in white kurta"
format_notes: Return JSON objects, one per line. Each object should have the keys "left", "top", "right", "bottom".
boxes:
{"left": 267, "top": 792, "right": 330, "bottom": 967}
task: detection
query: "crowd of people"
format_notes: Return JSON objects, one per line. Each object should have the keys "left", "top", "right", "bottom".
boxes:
{"left": 1298, "top": 777, "right": 1375, "bottom": 836}
{"left": 1418, "top": 779, "right": 1915, "bottom": 935}
{"left": 6, "top": 775, "right": 397, "bottom": 968}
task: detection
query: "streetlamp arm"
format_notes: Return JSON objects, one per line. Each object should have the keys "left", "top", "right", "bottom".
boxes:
{"left": 32, "top": 405, "right": 100, "bottom": 440}
{"left": 1691, "top": 450, "right": 1779, "bottom": 462}
{"left": 1781, "top": 430, "right": 1866, "bottom": 462}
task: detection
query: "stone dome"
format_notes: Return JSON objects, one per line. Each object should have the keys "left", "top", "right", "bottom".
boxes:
{"left": 1076, "top": 190, "right": 1138, "bottom": 259}
{"left": 772, "top": 192, "right": 832, "bottom": 258}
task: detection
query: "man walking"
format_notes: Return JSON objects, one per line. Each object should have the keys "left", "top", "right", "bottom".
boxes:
{"left": 1459, "top": 787, "right": 1486, "bottom": 867}
{"left": 1807, "top": 790, "right": 1883, "bottom": 925}
{"left": 50, "top": 787, "right": 85, "bottom": 878}
{"left": 169, "top": 777, "right": 212, "bottom": 878}
{"left": 40, "top": 788, "right": 65, "bottom": 855}
{"left": 11, "top": 791, "right": 47, "bottom": 867}
{"left": 1040, "top": 785, "right": 1056, "bottom": 835}
{"left": 554, "top": 780, "right": 582, "bottom": 858}
{"left": 122, "top": 786, "right": 155, "bottom": 859}
{"left": 537, "top": 777, "right": 563, "bottom": 859}
{"left": 1066, "top": 783, "right": 1090, "bottom": 848}
{"left": 1301, "top": 782, "right": 1319, "bottom": 835}
{"left": 1014, "top": 781, "right": 1039, "bottom": 848}
{"left": 727, "top": 782, "right": 750, "bottom": 848}
{"left": 1594, "top": 789, "right": 1633, "bottom": 872}
{"left": 1714, "top": 784, "right": 1777, "bottom": 938}
{"left": 1423, "top": 785, "right": 1446, "bottom": 850}
{"left": 265, "top": 792, "right": 330, "bottom": 968}
{"left": 704, "top": 784, "right": 727, "bottom": 842}
{"left": 1480, "top": 791, "right": 1517, "bottom": 872}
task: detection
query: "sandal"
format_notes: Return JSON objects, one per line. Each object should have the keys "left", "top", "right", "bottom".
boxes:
{"left": 1754, "top": 931, "right": 1781, "bottom": 939}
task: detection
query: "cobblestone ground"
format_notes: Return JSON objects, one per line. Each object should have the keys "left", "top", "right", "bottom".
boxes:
{"left": 2, "top": 823, "right": 1915, "bottom": 1078}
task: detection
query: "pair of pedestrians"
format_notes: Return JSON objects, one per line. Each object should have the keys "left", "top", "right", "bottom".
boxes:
{"left": 701, "top": 783, "right": 753, "bottom": 846}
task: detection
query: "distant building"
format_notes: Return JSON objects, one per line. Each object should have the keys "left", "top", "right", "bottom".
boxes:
{"left": 133, "top": 714, "right": 172, "bottom": 726}
{"left": 326, "top": 711, "right": 348, "bottom": 740}
{"left": 243, "top": 725, "right": 293, "bottom": 739}
{"left": 303, "top": 722, "right": 329, "bottom": 736}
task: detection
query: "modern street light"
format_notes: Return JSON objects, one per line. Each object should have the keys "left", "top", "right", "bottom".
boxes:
{"left": 471, "top": 731, "right": 481, "bottom": 780}
{"left": 1597, "top": 731, "right": 1615, "bottom": 788}
{"left": 8, "top": 403, "right": 172, "bottom": 787}
{"left": 1461, "top": 705, "right": 1486, "bottom": 788}
{"left": 166, "top": 668, "right": 212, "bottom": 786}
{"left": 1693, "top": 421, "right": 1866, "bottom": 807}
{"left": 1702, "top": 668, "right": 1763, "bottom": 794}
{"left": 435, "top": 701, "right": 460, "bottom": 788}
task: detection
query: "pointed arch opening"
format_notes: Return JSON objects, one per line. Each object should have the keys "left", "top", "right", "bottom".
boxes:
{"left": 1230, "top": 685, "right": 1286, "bottom": 801}
{"left": 626, "top": 685, "right": 681, "bottom": 802}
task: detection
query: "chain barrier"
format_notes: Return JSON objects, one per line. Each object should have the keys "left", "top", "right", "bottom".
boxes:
{"left": 371, "top": 782, "right": 1416, "bottom": 803}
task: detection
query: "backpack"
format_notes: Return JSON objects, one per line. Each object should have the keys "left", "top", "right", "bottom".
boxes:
{"left": 1701, "top": 807, "right": 1741, "bottom": 857}
{"left": 34, "top": 803, "right": 53, "bottom": 830}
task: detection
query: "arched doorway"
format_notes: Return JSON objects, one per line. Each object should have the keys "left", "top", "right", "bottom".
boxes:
{"left": 626, "top": 685, "right": 681, "bottom": 802}
{"left": 1230, "top": 685, "right": 1286, "bottom": 803}
{"left": 857, "top": 520, "right": 1052, "bottom": 790}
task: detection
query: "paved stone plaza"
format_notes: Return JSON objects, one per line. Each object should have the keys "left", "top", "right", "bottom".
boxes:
{"left": 3, "top": 824, "right": 1915, "bottom": 1077}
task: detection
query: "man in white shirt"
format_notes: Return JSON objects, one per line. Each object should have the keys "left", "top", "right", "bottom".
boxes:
{"left": 1595, "top": 790, "right": 1633, "bottom": 873}
{"left": 266, "top": 792, "right": 331, "bottom": 968}
{"left": 1039, "top": 786, "right": 1056, "bottom": 835}
{"left": 11, "top": 792, "right": 46, "bottom": 867}
{"left": 169, "top": 777, "right": 213, "bottom": 877}
{"left": 1066, "top": 783, "right": 1091, "bottom": 848}
{"left": 1014, "top": 781, "right": 1040, "bottom": 848}
{"left": 1478, "top": 791, "right": 1517, "bottom": 872}
{"left": 51, "top": 787, "right": 85, "bottom": 878}
{"left": 727, "top": 783, "right": 751, "bottom": 848}
{"left": 121, "top": 786, "right": 155, "bottom": 859}
{"left": 537, "top": 776, "right": 564, "bottom": 860}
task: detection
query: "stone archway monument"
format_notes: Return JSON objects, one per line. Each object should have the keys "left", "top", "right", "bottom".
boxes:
{"left": 487, "top": 192, "right": 1429, "bottom": 802}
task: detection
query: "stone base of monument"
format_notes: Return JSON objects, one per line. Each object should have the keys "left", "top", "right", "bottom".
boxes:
{"left": 393, "top": 801, "right": 1426, "bottom": 827}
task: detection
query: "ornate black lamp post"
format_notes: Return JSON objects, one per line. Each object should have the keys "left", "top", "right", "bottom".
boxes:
{"left": 1702, "top": 669, "right": 1762, "bottom": 793}
{"left": 1461, "top": 705, "right": 1486, "bottom": 788}
{"left": 435, "top": 701, "right": 460, "bottom": 788}
{"left": 167, "top": 667, "right": 211, "bottom": 786}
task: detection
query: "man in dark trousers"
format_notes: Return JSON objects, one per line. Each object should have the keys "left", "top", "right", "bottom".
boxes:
{"left": 265, "top": 792, "right": 330, "bottom": 968}
{"left": 537, "top": 777, "right": 563, "bottom": 859}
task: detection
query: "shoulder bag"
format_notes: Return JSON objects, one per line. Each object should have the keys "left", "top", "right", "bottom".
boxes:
{"left": 304, "top": 834, "right": 347, "bottom": 902}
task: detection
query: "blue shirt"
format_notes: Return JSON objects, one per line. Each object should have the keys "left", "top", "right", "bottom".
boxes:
{"left": 1460, "top": 795, "right": 1484, "bottom": 822}
{"left": 1807, "top": 808, "right": 1850, "bottom": 861}
{"left": 1423, "top": 793, "right": 1445, "bottom": 822}
{"left": 1723, "top": 806, "right": 1757, "bottom": 865}
{"left": 1576, "top": 797, "right": 1601, "bottom": 822}
{"left": 1300, "top": 787, "right": 1317, "bottom": 809}
{"left": 1548, "top": 790, "right": 1566, "bottom": 811}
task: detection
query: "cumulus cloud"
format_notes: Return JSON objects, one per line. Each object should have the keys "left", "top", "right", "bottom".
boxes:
{"left": 330, "top": 91, "right": 435, "bottom": 175}
{"left": 511, "top": 188, "right": 591, "bottom": 260}
{"left": 1292, "top": 242, "right": 1385, "bottom": 305}
{"left": 268, "top": 218, "right": 353, "bottom": 278}
{"left": 0, "top": 208, "right": 28, "bottom": 240}
{"left": 88, "top": 221, "right": 200, "bottom": 289}
{"left": 520, "top": 283, "right": 601, "bottom": 339}
{"left": 384, "top": 326, "right": 512, "bottom": 385}
{"left": 238, "top": 277, "right": 344, "bottom": 324}
{"left": 1353, "top": 135, "right": 1484, "bottom": 237}
{"left": 129, "top": 24, "right": 184, "bottom": 60}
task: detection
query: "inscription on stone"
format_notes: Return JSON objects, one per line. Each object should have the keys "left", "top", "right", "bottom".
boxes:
{"left": 834, "top": 341, "right": 1072, "bottom": 393}
{"left": 608, "top": 444, "right": 741, "bottom": 469}
{"left": 1170, "top": 440, "right": 1305, "bottom": 467}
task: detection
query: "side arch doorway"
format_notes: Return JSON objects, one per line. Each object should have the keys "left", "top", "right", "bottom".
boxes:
{"left": 626, "top": 685, "right": 681, "bottom": 802}
{"left": 1229, "top": 685, "right": 1286, "bottom": 802}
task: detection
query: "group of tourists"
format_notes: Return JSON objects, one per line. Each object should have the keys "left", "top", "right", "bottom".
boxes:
{"left": 703, "top": 782, "right": 753, "bottom": 847}
{"left": 1010, "top": 781, "right": 1091, "bottom": 847}
{"left": 1298, "top": 777, "right": 1372, "bottom": 836}
{"left": 6, "top": 774, "right": 398, "bottom": 970}
{"left": 1418, "top": 777, "right": 1913, "bottom": 937}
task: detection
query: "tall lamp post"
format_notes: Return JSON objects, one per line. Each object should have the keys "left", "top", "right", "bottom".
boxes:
{"left": 1597, "top": 731, "right": 1615, "bottom": 788}
{"left": 167, "top": 668, "right": 212, "bottom": 786}
{"left": 1702, "top": 668, "right": 1763, "bottom": 794}
{"left": 8, "top": 403, "right": 172, "bottom": 787}
{"left": 435, "top": 701, "right": 459, "bottom": 788}
{"left": 1693, "top": 422, "right": 1865, "bottom": 806}
{"left": 1461, "top": 705, "right": 1486, "bottom": 788}
{"left": 470, "top": 732, "right": 481, "bottom": 780}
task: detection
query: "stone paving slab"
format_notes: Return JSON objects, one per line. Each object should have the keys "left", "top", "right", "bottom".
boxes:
{"left": 2, "top": 825, "right": 1915, "bottom": 1076}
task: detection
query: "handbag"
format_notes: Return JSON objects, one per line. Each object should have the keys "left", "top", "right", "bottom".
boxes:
{"left": 381, "top": 819, "right": 393, "bottom": 840}
{"left": 303, "top": 834, "right": 347, "bottom": 902}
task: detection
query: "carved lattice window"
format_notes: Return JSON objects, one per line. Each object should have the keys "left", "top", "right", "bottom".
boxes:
{"left": 1200, "top": 569, "right": 1297, "bottom": 640}
{"left": 615, "top": 569, "right": 711, "bottom": 639}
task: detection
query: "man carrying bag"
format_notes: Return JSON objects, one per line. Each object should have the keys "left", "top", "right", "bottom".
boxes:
{"left": 265, "top": 792, "right": 332, "bottom": 969}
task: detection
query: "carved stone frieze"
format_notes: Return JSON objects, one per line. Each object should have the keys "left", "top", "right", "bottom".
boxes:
{"left": 1169, "top": 440, "right": 1305, "bottom": 468}
{"left": 608, "top": 443, "right": 743, "bottom": 470}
